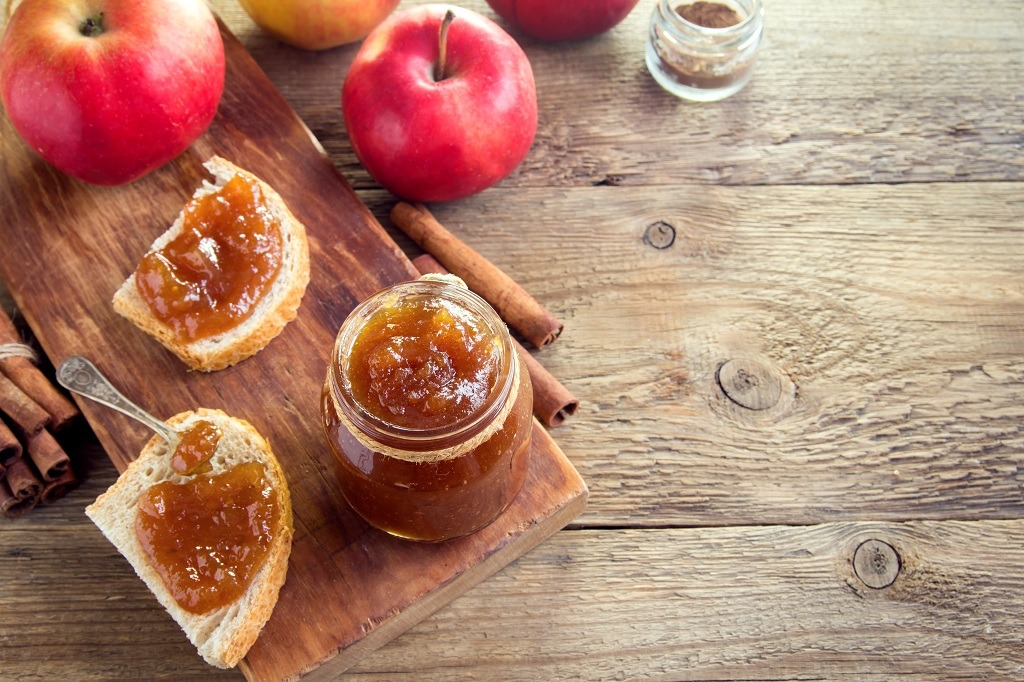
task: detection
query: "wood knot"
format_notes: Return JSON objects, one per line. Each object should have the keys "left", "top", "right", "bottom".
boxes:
{"left": 594, "top": 174, "right": 624, "bottom": 186}
{"left": 853, "top": 539, "right": 901, "bottom": 589}
{"left": 716, "top": 358, "right": 783, "bottom": 410}
{"left": 643, "top": 222, "right": 676, "bottom": 249}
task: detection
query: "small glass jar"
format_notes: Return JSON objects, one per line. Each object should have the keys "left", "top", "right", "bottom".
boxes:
{"left": 321, "top": 278, "right": 533, "bottom": 542}
{"left": 646, "top": 0, "right": 764, "bottom": 102}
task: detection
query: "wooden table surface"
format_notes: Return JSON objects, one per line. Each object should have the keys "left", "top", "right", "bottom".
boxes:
{"left": 2, "top": 0, "right": 1023, "bottom": 679}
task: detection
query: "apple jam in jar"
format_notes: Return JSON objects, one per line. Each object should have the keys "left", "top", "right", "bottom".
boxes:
{"left": 321, "top": 277, "right": 533, "bottom": 542}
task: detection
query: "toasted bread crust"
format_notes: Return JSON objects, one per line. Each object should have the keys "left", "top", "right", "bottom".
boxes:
{"left": 112, "top": 158, "right": 310, "bottom": 372}
{"left": 86, "top": 409, "right": 293, "bottom": 668}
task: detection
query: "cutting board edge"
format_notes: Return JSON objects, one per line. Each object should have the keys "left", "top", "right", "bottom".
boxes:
{"left": 255, "top": 473, "right": 589, "bottom": 681}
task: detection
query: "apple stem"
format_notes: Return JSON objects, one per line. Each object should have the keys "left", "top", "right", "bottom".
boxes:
{"left": 434, "top": 9, "right": 456, "bottom": 82}
{"left": 79, "top": 12, "right": 104, "bottom": 37}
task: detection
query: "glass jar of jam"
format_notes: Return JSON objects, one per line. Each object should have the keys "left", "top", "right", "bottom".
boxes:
{"left": 321, "top": 277, "right": 533, "bottom": 542}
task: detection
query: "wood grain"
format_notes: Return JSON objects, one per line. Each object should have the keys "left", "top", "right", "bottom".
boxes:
{"left": 370, "top": 182, "right": 1024, "bottom": 527}
{"left": 2, "top": 0, "right": 1023, "bottom": 678}
{"left": 351, "top": 520, "right": 1024, "bottom": 680}
{"left": 3, "top": 444, "right": 1022, "bottom": 680}
{"left": 0, "top": 20, "right": 586, "bottom": 682}
{"left": 213, "top": 0, "right": 1024, "bottom": 190}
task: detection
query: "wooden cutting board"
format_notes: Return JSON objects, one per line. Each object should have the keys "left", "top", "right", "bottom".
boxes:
{"left": 0, "top": 21, "right": 586, "bottom": 681}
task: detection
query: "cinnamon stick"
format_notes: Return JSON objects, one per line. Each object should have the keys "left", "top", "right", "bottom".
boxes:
{"left": 0, "top": 310, "right": 78, "bottom": 430}
{"left": 392, "top": 202, "right": 564, "bottom": 349}
{"left": 413, "top": 254, "right": 579, "bottom": 427}
{"left": 1, "top": 479, "right": 37, "bottom": 518}
{"left": 516, "top": 344, "right": 579, "bottom": 428}
{"left": 0, "top": 416, "right": 21, "bottom": 465}
{"left": 0, "top": 371, "right": 48, "bottom": 436}
{"left": 41, "top": 466, "right": 79, "bottom": 505}
{"left": 26, "top": 428, "right": 69, "bottom": 482}
{"left": 4, "top": 455, "right": 42, "bottom": 501}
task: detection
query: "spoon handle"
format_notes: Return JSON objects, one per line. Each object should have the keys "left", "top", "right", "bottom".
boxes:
{"left": 56, "top": 356, "right": 179, "bottom": 446}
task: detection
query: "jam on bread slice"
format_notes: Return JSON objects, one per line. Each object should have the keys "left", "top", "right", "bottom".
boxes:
{"left": 113, "top": 157, "right": 310, "bottom": 372}
{"left": 86, "top": 408, "right": 293, "bottom": 668}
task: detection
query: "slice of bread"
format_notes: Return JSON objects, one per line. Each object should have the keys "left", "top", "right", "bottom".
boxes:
{"left": 113, "top": 156, "right": 310, "bottom": 372}
{"left": 85, "top": 408, "right": 293, "bottom": 669}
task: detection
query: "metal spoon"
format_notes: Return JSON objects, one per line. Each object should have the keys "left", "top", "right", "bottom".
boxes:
{"left": 56, "top": 355, "right": 180, "bottom": 450}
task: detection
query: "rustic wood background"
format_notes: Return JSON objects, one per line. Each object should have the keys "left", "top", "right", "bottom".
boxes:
{"left": 2, "top": 0, "right": 1023, "bottom": 678}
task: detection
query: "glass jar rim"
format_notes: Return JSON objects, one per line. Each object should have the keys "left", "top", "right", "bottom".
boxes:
{"left": 327, "top": 279, "right": 515, "bottom": 452}
{"left": 663, "top": 0, "right": 764, "bottom": 37}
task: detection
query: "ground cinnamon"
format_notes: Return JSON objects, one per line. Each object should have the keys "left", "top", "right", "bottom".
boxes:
{"left": 648, "top": 0, "right": 760, "bottom": 98}
{"left": 391, "top": 203, "right": 563, "bottom": 349}
{"left": 412, "top": 254, "right": 579, "bottom": 427}
{"left": 677, "top": 1, "right": 741, "bottom": 28}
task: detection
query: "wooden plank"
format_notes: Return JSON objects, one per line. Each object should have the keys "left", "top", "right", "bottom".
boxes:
{"left": 352, "top": 520, "right": 1024, "bottom": 680}
{"left": 213, "top": 0, "right": 1024, "bottom": 189}
{"left": 3, "top": 449, "right": 1022, "bottom": 680}
{"left": 0, "top": 20, "right": 585, "bottom": 681}
{"left": 360, "top": 182, "right": 1024, "bottom": 527}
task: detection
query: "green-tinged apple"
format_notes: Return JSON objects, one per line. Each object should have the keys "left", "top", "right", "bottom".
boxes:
{"left": 0, "top": 0, "right": 224, "bottom": 186}
{"left": 485, "top": 0, "right": 641, "bottom": 41}
{"left": 342, "top": 4, "right": 537, "bottom": 203}
{"left": 237, "top": 0, "right": 401, "bottom": 50}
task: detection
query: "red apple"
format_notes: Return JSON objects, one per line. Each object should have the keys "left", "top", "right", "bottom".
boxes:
{"left": 0, "top": 0, "right": 225, "bottom": 186}
{"left": 485, "top": 0, "right": 641, "bottom": 41}
{"left": 342, "top": 5, "right": 537, "bottom": 203}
